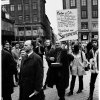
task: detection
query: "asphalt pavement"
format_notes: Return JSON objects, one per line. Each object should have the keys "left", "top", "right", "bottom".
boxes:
{"left": 12, "top": 56, "right": 99, "bottom": 100}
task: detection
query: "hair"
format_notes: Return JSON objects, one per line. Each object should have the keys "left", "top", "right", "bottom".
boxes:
{"left": 71, "top": 42, "right": 75, "bottom": 46}
{"left": 73, "top": 44, "right": 79, "bottom": 54}
{"left": 86, "top": 42, "right": 92, "bottom": 52}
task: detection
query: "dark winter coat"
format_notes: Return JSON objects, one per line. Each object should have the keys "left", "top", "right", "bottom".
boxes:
{"left": 19, "top": 52, "right": 44, "bottom": 100}
{"left": 2, "top": 49, "right": 17, "bottom": 97}
{"left": 47, "top": 48, "right": 74, "bottom": 89}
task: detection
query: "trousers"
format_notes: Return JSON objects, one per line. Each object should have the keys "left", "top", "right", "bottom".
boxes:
{"left": 89, "top": 73, "right": 98, "bottom": 97}
{"left": 70, "top": 75, "right": 83, "bottom": 92}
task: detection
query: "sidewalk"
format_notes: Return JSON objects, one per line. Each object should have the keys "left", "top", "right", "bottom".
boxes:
{"left": 12, "top": 56, "right": 99, "bottom": 100}
{"left": 44, "top": 71, "right": 99, "bottom": 100}
{"left": 43, "top": 56, "right": 99, "bottom": 100}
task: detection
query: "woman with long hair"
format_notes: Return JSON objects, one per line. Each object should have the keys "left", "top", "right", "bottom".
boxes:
{"left": 67, "top": 44, "right": 88, "bottom": 96}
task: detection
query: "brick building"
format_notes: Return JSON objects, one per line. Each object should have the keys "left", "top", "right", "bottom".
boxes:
{"left": 3, "top": 0, "right": 53, "bottom": 43}
{"left": 62, "top": 0, "right": 98, "bottom": 44}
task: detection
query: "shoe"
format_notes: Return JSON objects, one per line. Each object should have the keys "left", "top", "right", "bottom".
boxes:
{"left": 87, "top": 96, "right": 93, "bottom": 100}
{"left": 67, "top": 91, "right": 73, "bottom": 96}
{"left": 76, "top": 90, "right": 82, "bottom": 94}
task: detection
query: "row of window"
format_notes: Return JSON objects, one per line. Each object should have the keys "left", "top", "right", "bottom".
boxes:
{"left": 70, "top": 0, "right": 98, "bottom": 7}
{"left": 81, "top": 22, "right": 98, "bottom": 30}
{"left": 18, "top": 15, "right": 38, "bottom": 22}
{"left": 70, "top": 0, "right": 98, "bottom": 18}
{"left": 4, "top": 3, "right": 37, "bottom": 12}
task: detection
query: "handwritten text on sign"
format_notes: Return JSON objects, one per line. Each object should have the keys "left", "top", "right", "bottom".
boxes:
{"left": 57, "top": 9, "right": 78, "bottom": 36}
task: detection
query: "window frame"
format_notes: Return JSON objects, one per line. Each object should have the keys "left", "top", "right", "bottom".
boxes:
{"left": 92, "top": 0, "right": 98, "bottom": 5}
{"left": 18, "top": 15, "right": 23, "bottom": 21}
{"left": 70, "top": 0, "right": 76, "bottom": 8}
{"left": 10, "top": 5, "right": 14, "bottom": 11}
{"left": 81, "top": 10, "right": 87, "bottom": 19}
{"left": 81, "top": 22, "right": 88, "bottom": 29}
{"left": 33, "top": 14, "right": 38, "bottom": 22}
{"left": 25, "top": 15, "right": 30, "bottom": 22}
{"left": 92, "top": 10, "right": 98, "bottom": 18}
{"left": 32, "top": 2, "right": 37, "bottom": 9}
{"left": 18, "top": 4, "right": 22, "bottom": 11}
{"left": 25, "top": 4, "right": 29, "bottom": 10}
{"left": 81, "top": 0, "right": 86, "bottom": 6}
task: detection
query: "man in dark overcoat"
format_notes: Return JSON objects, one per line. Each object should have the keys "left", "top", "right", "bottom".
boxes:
{"left": 47, "top": 41, "right": 74, "bottom": 100}
{"left": 19, "top": 40, "right": 44, "bottom": 100}
{"left": 2, "top": 49, "right": 17, "bottom": 100}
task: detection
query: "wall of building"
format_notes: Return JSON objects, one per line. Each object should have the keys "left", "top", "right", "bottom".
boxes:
{"left": 4, "top": 0, "right": 52, "bottom": 42}
{"left": 62, "top": 0, "right": 98, "bottom": 44}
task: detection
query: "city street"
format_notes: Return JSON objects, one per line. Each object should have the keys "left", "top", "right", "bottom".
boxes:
{"left": 12, "top": 56, "right": 99, "bottom": 100}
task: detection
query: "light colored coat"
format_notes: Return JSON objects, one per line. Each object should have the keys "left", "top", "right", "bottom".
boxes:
{"left": 71, "top": 51, "right": 88, "bottom": 76}
{"left": 90, "top": 49, "right": 99, "bottom": 73}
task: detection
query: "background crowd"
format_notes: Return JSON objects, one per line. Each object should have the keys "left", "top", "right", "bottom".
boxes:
{"left": 1, "top": 38, "right": 99, "bottom": 100}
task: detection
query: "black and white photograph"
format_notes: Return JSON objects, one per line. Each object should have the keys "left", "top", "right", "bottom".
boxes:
{"left": 1, "top": 0, "right": 99, "bottom": 100}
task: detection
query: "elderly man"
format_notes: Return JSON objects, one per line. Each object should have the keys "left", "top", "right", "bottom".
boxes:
{"left": 46, "top": 41, "right": 74, "bottom": 100}
{"left": 19, "top": 40, "right": 44, "bottom": 100}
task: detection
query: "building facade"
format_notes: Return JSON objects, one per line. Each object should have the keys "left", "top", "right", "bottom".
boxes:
{"left": 3, "top": 0, "right": 52, "bottom": 43}
{"left": 1, "top": 10, "right": 15, "bottom": 45}
{"left": 62, "top": 0, "right": 98, "bottom": 44}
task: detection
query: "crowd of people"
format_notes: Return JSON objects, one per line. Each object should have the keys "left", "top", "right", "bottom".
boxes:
{"left": 1, "top": 38, "right": 99, "bottom": 100}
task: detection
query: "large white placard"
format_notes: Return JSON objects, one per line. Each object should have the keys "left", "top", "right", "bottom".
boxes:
{"left": 1, "top": 0, "right": 10, "bottom": 5}
{"left": 57, "top": 9, "right": 78, "bottom": 41}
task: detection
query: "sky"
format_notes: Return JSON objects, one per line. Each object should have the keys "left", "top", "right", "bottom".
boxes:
{"left": 45, "top": 0, "right": 63, "bottom": 35}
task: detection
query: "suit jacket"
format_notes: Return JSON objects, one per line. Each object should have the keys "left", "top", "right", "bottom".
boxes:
{"left": 2, "top": 49, "right": 17, "bottom": 96}
{"left": 19, "top": 52, "right": 43, "bottom": 100}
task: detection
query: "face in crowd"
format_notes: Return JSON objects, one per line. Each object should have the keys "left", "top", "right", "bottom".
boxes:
{"left": 15, "top": 43, "right": 20, "bottom": 49}
{"left": 92, "top": 40, "right": 98, "bottom": 49}
{"left": 24, "top": 40, "right": 33, "bottom": 53}
{"left": 45, "top": 40, "right": 51, "bottom": 47}
{"left": 71, "top": 42, "right": 75, "bottom": 52}
{"left": 61, "top": 43, "right": 67, "bottom": 49}
{"left": 4, "top": 42, "right": 10, "bottom": 50}
{"left": 20, "top": 50, "right": 26, "bottom": 57}
{"left": 55, "top": 41, "right": 61, "bottom": 48}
